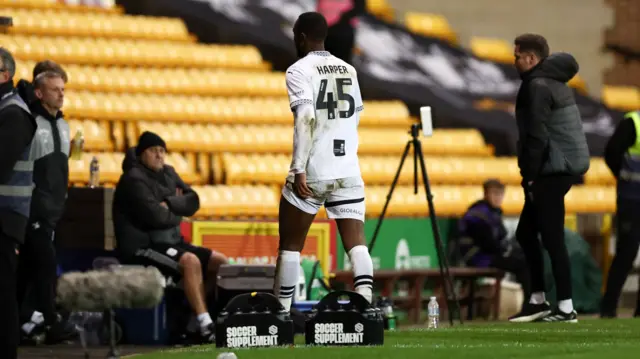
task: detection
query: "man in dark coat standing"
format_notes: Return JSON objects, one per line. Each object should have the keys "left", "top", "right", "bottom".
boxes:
{"left": 508, "top": 34, "right": 590, "bottom": 323}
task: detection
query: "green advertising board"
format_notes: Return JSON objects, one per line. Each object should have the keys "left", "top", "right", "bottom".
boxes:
{"left": 337, "top": 218, "right": 454, "bottom": 270}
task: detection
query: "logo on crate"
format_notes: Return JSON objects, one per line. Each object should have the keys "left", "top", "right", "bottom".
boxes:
{"left": 225, "top": 325, "right": 279, "bottom": 348}
{"left": 313, "top": 323, "right": 365, "bottom": 344}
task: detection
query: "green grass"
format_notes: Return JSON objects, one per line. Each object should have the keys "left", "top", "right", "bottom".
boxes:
{"left": 133, "top": 319, "right": 640, "bottom": 359}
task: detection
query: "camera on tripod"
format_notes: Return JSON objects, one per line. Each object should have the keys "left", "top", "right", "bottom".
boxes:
{"left": 369, "top": 104, "right": 462, "bottom": 325}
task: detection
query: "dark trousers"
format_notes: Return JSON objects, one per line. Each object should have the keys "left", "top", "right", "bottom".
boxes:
{"left": 601, "top": 199, "right": 640, "bottom": 316}
{"left": 0, "top": 234, "right": 19, "bottom": 359}
{"left": 516, "top": 176, "right": 575, "bottom": 301}
{"left": 491, "top": 247, "right": 532, "bottom": 306}
{"left": 16, "top": 223, "right": 58, "bottom": 326}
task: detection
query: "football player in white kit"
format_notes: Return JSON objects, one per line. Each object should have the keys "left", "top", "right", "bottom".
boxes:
{"left": 274, "top": 12, "right": 374, "bottom": 312}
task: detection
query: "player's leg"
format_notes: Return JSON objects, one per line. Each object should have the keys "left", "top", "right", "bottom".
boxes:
{"left": 176, "top": 243, "right": 227, "bottom": 335}
{"left": 325, "top": 177, "right": 373, "bottom": 303}
{"left": 276, "top": 183, "right": 321, "bottom": 311}
{"left": 149, "top": 243, "right": 213, "bottom": 339}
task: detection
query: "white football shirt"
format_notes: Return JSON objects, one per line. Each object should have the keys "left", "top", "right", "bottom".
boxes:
{"left": 285, "top": 51, "right": 364, "bottom": 181}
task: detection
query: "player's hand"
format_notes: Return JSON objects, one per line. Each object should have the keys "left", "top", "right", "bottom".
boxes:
{"left": 294, "top": 173, "right": 313, "bottom": 199}
{"left": 176, "top": 187, "right": 183, "bottom": 196}
{"left": 160, "top": 201, "right": 168, "bottom": 208}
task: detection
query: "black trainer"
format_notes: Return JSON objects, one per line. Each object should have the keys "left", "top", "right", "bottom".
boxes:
{"left": 508, "top": 302, "right": 552, "bottom": 323}
{"left": 45, "top": 314, "right": 80, "bottom": 345}
{"left": 197, "top": 323, "right": 216, "bottom": 344}
{"left": 535, "top": 309, "right": 578, "bottom": 323}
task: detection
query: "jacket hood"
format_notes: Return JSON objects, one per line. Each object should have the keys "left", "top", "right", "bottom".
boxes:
{"left": 122, "top": 147, "right": 139, "bottom": 172}
{"left": 525, "top": 52, "right": 579, "bottom": 83}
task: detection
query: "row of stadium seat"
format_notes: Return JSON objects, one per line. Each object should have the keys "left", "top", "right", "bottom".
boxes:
{"left": 66, "top": 150, "right": 612, "bottom": 188}
{"left": 190, "top": 184, "right": 615, "bottom": 218}
{"left": 221, "top": 154, "right": 614, "bottom": 186}
{"left": 69, "top": 151, "right": 200, "bottom": 184}
{"left": 61, "top": 91, "right": 413, "bottom": 127}
{"left": 67, "top": 119, "right": 113, "bottom": 151}
{"left": 0, "top": 0, "right": 119, "bottom": 14}
{"left": 1, "top": 34, "right": 268, "bottom": 70}
{"left": 601, "top": 85, "right": 640, "bottom": 112}
{"left": 65, "top": 117, "right": 485, "bottom": 154}
{"left": 16, "top": 61, "right": 285, "bottom": 97}
{"left": 134, "top": 122, "right": 491, "bottom": 156}
{"left": 2, "top": 8, "right": 191, "bottom": 42}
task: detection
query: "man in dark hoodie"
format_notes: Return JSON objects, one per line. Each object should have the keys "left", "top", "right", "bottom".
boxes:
{"left": 508, "top": 34, "right": 590, "bottom": 323}
{"left": 16, "top": 68, "right": 78, "bottom": 345}
{"left": 113, "top": 131, "right": 227, "bottom": 343}
{"left": 457, "top": 179, "right": 531, "bottom": 314}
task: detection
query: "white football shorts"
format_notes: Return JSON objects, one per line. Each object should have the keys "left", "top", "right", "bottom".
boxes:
{"left": 281, "top": 176, "right": 365, "bottom": 222}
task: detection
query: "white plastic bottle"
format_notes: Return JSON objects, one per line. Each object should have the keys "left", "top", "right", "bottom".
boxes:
{"left": 427, "top": 296, "right": 439, "bottom": 329}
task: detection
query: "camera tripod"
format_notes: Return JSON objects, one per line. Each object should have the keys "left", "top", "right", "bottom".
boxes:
{"left": 368, "top": 123, "right": 462, "bottom": 325}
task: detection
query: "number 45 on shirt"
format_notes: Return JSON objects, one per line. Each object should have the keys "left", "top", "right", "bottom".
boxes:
{"left": 316, "top": 78, "right": 355, "bottom": 120}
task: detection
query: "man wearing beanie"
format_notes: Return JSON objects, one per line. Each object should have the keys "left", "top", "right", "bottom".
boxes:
{"left": 112, "top": 131, "right": 228, "bottom": 344}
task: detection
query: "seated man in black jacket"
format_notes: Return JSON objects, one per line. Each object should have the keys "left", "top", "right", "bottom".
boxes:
{"left": 113, "top": 131, "right": 227, "bottom": 343}
{"left": 457, "top": 179, "right": 532, "bottom": 320}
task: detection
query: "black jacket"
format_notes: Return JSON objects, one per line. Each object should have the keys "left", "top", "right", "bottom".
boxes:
{"left": 604, "top": 117, "right": 636, "bottom": 179}
{"left": 29, "top": 101, "right": 70, "bottom": 229}
{"left": 113, "top": 148, "right": 199, "bottom": 259}
{"left": 515, "top": 53, "right": 590, "bottom": 182}
{"left": 0, "top": 81, "right": 37, "bottom": 242}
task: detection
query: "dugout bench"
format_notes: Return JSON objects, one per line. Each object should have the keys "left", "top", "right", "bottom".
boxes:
{"left": 331, "top": 268, "right": 504, "bottom": 324}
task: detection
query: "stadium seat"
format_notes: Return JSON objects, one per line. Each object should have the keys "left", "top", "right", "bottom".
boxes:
{"left": 60, "top": 90, "right": 414, "bottom": 127}
{"left": 585, "top": 158, "right": 615, "bottom": 186}
{"left": 365, "top": 185, "right": 614, "bottom": 218}
{"left": 134, "top": 121, "right": 491, "bottom": 156}
{"left": 192, "top": 185, "right": 279, "bottom": 218}
{"left": 16, "top": 61, "right": 286, "bottom": 97}
{"left": 0, "top": 0, "right": 120, "bottom": 14}
{"left": 67, "top": 119, "right": 113, "bottom": 151}
{"left": 68, "top": 151, "right": 199, "bottom": 185}
{"left": 568, "top": 74, "right": 588, "bottom": 94}
{"left": 404, "top": 12, "right": 458, "bottom": 45}
{"left": 4, "top": 8, "right": 191, "bottom": 42}
{"left": 366, "top": 0, "right": 395, "bottom": 23}
{"left": 221, "top": 154, "right": 520, "bottom": 186}
{"left": 2, "top": 34, "right": 268, "bottom": 70}
{"left": 469, "top": 37, "right": 513, "bottom": 64}
{"left": 601, "top": 85, "right": 640, "bottom": 112}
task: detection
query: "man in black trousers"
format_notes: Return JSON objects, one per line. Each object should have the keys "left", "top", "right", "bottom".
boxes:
{"left": 507, "top": 34, "right": 590, "bottom": 323}
{"left": 0, "top": 47, "right": 38, "bottom": 359}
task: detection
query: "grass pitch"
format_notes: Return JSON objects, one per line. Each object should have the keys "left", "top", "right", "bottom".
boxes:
{"left": 133, "top": 319, "right": 640, "bottom": 359}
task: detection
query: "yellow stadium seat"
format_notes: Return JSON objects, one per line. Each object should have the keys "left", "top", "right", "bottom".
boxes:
{"left": 6, "top": 34, "right": 267, "bottom": 70}
{"left": 585, "top": 158, "right": 615, "bottom": 186}
{"left": 469, "top": 37, "right": 513, "bottom": 64}
{"left": 404, "top": 12, "right": 458, "bottom": 45}
{"left": 67, "top": 119, "right": 113, "bottom": 151}
{"left": 568, "top": 74, "right": 588, "bottom": 95}
{"left": 366, "top": 0, "right": 395, "bottom": 23}
{"left": 601, "top": 86, "right": 640, "bottom": 112}
{"left": 192, "top": 185, "right": 278, "bottom": 219}
{"left": 0, "top": 0, "right": 120, "bottom": 14}
{"left": 364, "top": 184, "right": 614, "bottom": 218}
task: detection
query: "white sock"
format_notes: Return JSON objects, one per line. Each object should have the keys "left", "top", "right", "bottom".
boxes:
{"left": 274, "top": 250, "right": 300, "bottom": 311}
{"left": 31, "top": 311, "right": 44, "bottom": 325}
{"left": 558, "top": 299, "right": 574, "bottom": 314}
{"left": 529, "top": 292, "right": 546, "bottom": 305}
{"left": 21, "top": 322, "right": 36, "bottom": 335}
{"left": 349, "top": 245, "right": 373, "bottom": 303}
{"left": 197, "top": 312, "right": 213, "bottom": 333}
